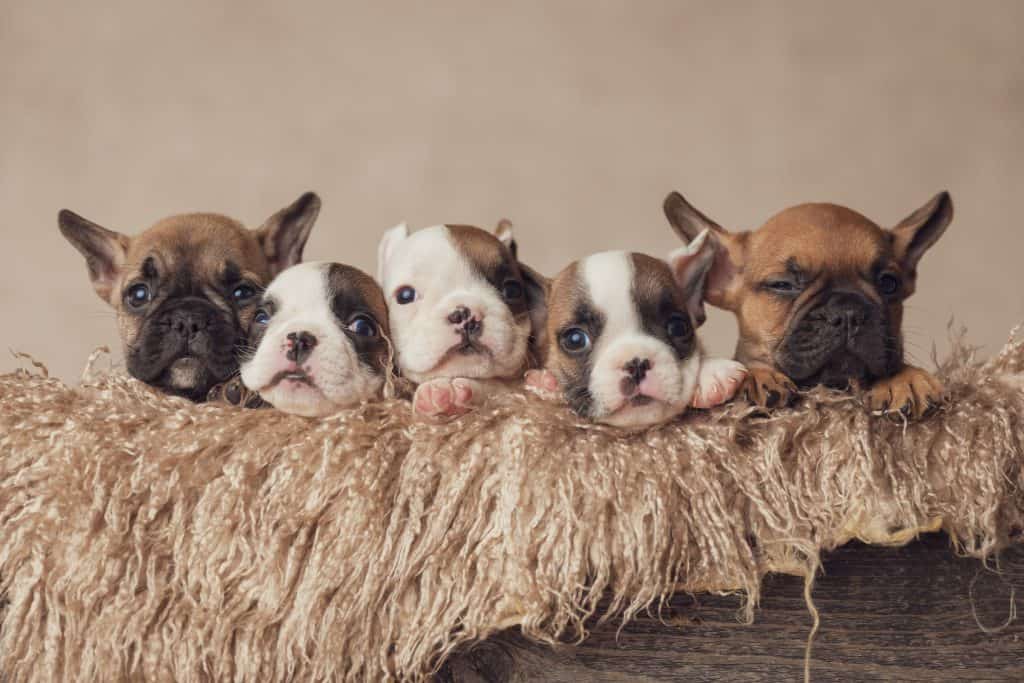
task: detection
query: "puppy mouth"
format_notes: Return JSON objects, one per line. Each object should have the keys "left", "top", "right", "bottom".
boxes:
{"left": 262, "top": 368, "right": 318, "bottom": 391}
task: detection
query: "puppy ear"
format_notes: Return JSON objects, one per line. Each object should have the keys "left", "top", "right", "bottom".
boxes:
{"left": 377, "top": 222, "right": 409, "bottom": 282}
{"left": 664, "top": 191, "right": 744, "bottom": 310}
{"left": 519, "top": 261, "right": 550, "bottom": 358}
{"left": 663, "top": 191, "right": 726, "bottom": 242}
{"left": 891, "top": 191, "right": 953, "bottom": 274}
{"left": 494, "top": 218, "right": 516, "bottom": 256}
{"left": 668, "top": 229, "right": 716, "bottom": 327}
{"left": 58, "top": 209, "right": 130, "bottom": 305}
{"left": 255, "top": 192, "right": 321, "bottom": 277}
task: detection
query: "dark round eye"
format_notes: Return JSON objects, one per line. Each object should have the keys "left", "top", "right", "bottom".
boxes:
{"left": 501, "top": 279, "right": 524, "bottom": 301}
{"left": 347, "top": 315, "right": 377, "bottom": 337}
{"left": 126, "top": 283, "right": 151, "bottom": 308}
{"left": 395, "top": 286, "right": 416, "bottom": 305}
{"left": 559, "top": 327, "right": 591, "bottom": 354}
{"left": 666, "top": 313, "right": 691, "bottom": 338}
{"left": 253, "top": 309, "right": 271, "bottom": 326}
{"left": 232, "top": 284, "right": 257, "bottom": 302}
{"left": 877, "top": 273, "right": 901, "bottom": 296}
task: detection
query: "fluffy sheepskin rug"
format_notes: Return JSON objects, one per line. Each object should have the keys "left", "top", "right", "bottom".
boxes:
{"left": 1, "top": 330, "right": 1023, "bottom": 682}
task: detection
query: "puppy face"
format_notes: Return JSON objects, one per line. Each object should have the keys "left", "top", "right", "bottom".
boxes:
{"left": 377, "top": 222, "right": 546, "bottom": 384}
{"left": 664, "top": 191, "right": 953, "bottom": 389}
{"left": 543, "top": 238, "right": 713, "bottom": 428}
{"left": 58, "top": 193, "right": 320, "bottom": 400}
{"left": 240, "top": 262, "right": 390, "bottom": 417}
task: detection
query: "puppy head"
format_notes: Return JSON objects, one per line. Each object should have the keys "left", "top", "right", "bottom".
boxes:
{"left": 58, "top": 192, "right": 320, "bottom": 400}
{"left": 664, "top": 190, "right": 953, "bottom": 389}
{"left": 377, "top": 221, "right": 547, "bottom": 384}
{"left": 543, "top": 238, "right": 714, "bottom": 428}
{"left": 240, "top": 262, "right": 390, "bottom": 417}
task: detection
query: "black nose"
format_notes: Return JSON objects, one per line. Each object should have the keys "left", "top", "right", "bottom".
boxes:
{"left": 286, "top": 331, "right": 318, "bottom": 363}
{"left": 169, "top": 308, "right": 209, "bottom": 340}
{"left": 447, "top": 306, "right": 471, "bottom": 324}
{"left": 824, "top": 292, "right": 870, "bottom": 337}
{"left": 624, "top": 357, "right": 652, "bottom": 383}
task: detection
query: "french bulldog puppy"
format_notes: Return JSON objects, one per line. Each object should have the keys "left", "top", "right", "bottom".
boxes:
{"left": 58, "top": 192, "right": 321, "bottom": 401}
{"left": 240, "top": 262, "right": 391, "bottom": 417}
{"left": 377, "top": 220, "right": 547, "bottom": 419}
{"left": 525, "top": 232, "right": 747, "bottom": 429}
{"left": 663, "top": 190, "right": 953, "bottom": 419}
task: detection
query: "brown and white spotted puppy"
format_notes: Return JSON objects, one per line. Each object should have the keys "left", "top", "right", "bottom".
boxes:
{"left": 377, "top": 220, "right": 547, "bottom": 419}
{"left": 525, "top": 232, "right": 747, "bottom": 429}
{"left": 663, "top": 190, "right": 953, "bottom": 419}
{"left": 58, "top": 192, "right": 320, "bottom": 401}
{"left": 240, "top": 262, "right": 390, "bottom": 417}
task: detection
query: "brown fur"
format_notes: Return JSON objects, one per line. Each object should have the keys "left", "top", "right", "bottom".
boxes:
{"left": 1, "top": 328, "right": 1022, "bottom": 681}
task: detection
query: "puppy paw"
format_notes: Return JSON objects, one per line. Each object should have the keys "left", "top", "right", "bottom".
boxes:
{"left": 691, "top": 358, "right": 747, "bottom": 409}
{"left": 739, "top": 366, "right": 798, "bottom": 410}
{"left": 412, "top": 378, "right": 478, "bottom": 420}
{"left": 524, "top": 369, "right": 562, "bottom": 401}
{"left": 865, "top": 366, "right": 944, "bottom": 420}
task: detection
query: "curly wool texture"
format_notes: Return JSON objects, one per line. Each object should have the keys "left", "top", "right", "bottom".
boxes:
{"left": 1, "top": 332, "right": 1023, "bottom": 681}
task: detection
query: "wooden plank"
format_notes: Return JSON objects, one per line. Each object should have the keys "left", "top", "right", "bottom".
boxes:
{"left": 440, "top": 534, "right": 1023, "bottom": 682}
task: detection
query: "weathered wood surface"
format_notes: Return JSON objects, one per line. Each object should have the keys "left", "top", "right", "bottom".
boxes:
{"left": 440, "top": 534, "right": 1023, "bottom": 682}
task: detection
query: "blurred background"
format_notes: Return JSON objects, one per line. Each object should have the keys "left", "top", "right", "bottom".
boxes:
{"left": 2, "top": 0, "right": 1022, "bottom": 382}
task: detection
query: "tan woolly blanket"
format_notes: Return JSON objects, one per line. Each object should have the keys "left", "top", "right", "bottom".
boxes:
{"left": 1, "top": 331, "right": 1023, "bottom": 681}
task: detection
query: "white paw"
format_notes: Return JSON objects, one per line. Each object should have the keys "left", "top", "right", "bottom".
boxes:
{"left": 524, "top": 369, "right": 562, "bottom": 401}
{"left": 412, "top": 377, "right": 478, "bottom": 420}
{"left": 692, "top": 358, "right": 747, "bottom": 409}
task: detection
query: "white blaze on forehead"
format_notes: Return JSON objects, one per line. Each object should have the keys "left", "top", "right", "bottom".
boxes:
{"left": 267, "top": 260, "right": 331, "bottom": 312}
{"left": 580, "top": 251, "right": 639, "bottom": 342}
{"left": 381, "top": 226, "right": 479, "bottom": 293}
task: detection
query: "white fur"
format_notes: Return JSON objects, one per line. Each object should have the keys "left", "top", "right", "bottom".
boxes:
{"left": 577, "top": 251, "right": 703, "bottom": 428}
{"left": 240, "top": 262, "right": 384, "bottom": 417}
{"left": 377, "top": 225, "right": 531, "bottom": 385}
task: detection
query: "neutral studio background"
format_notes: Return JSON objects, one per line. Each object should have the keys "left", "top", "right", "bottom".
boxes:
{"left": 2, "top": 0, "right": 1022, "bottom": 382}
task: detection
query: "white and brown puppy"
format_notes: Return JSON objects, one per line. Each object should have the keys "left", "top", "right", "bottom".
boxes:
{"left": 377, "top": 221, "right": 546, "bottom": 418}
{"left": 526, "top": 232, "right": 746, "bottom": 429}
{"left": 240, "top": 261, "right": 391, "bottom": 417}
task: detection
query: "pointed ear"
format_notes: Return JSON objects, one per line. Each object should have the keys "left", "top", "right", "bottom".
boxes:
{"left": 668, "top": 229, "right": 717, "bottom": 327}
{"left": 377, "top": 222, "right": 409, "bottom": 282}
{"left": 519, "top": 261, "right": 550, "bottom": 355}
{"left": 255, "top": 192, "right": 321, "bottom": 277}
{"left": 58, "top": 209, "right": 131, "bottom": 305}
{"left": 891, "top": 191, "right": 953, "bottom": 274}
{"left": 663, "top": 191, "right": 726, "bottom": 243}
{"left": 494, "top": 217, "right": 518, "bottom": 259}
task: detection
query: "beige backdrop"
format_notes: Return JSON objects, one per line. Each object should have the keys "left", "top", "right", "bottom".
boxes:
{"left": 2, "top": 0, "right": 1022, "bottom": 382}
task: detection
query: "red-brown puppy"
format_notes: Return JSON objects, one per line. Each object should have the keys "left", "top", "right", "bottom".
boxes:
{"left": 663, "top": 191, "right": 953, "bottom": 419}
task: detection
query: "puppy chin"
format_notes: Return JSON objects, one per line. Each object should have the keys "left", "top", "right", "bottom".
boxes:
{"left": 397, "top": 320, "right": 530, "bottom": 384}
{"left": 259, "top": 383, "right": 333, "bottom": 418}
{"left": 596, "top": 399, "right": 685, "bottom": 429}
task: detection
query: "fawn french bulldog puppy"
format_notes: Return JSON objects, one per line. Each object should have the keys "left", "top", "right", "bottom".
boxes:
{"left": 663, "top": 190, "right": 953, "bottom": 419}
{"left": 377, "top": 220, "right": 547, "bottom": 419}
{"left": 58, "top": 192, "right": 321, "bottom": 401}
{"left": 525, "top": 231, "right": 747, "bottom": 429}
{"left": 240, "top": 262, "right": 391, "bottom": 416}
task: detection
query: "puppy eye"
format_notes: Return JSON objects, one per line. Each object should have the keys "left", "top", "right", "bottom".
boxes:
{"left": 232, "top": 284, "right": 257, "bottom": 303}
{"left": 665, "top": 313, "right": 691, "bottom": 338}
{"left": 559, "top": 327, "right": 591, "bottom": 354}
{"left": 347, "top": 315, "right": 377, "bottom": 337}
{"left": 764, "top": 280, "right": 799, "bottom": 295}
{"left": 253, "top": 309, "right": 271, "bottom": 326}
{"left": 125, "top": 283, "right": 152, "bottom": 308}
{"left": 501, "top": 279, "right": 524, "bottom": 301}
{"left": 395, "top": 286, "right": 416, "bottom": 305}
{"left": 877, "top": 273, "right": 901, "bottom": 296}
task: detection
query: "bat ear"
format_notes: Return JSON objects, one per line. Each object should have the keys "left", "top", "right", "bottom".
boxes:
{"left": 891, "top": 191, "right": 953, "bottom": 275}
{"left": 377, "top": 222, "right": 409, "bottom": 282}
{"left": 668, "top": 229, "right": 717, "bottom": 327}
{"left": 255, "top": 192, "right": 321, "bottom": 277}
{"left": 58, "top": 209, "right": 131, "bottom": 305}
{"left": 663, "top": 191, "right": 727, "bottom": 243}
